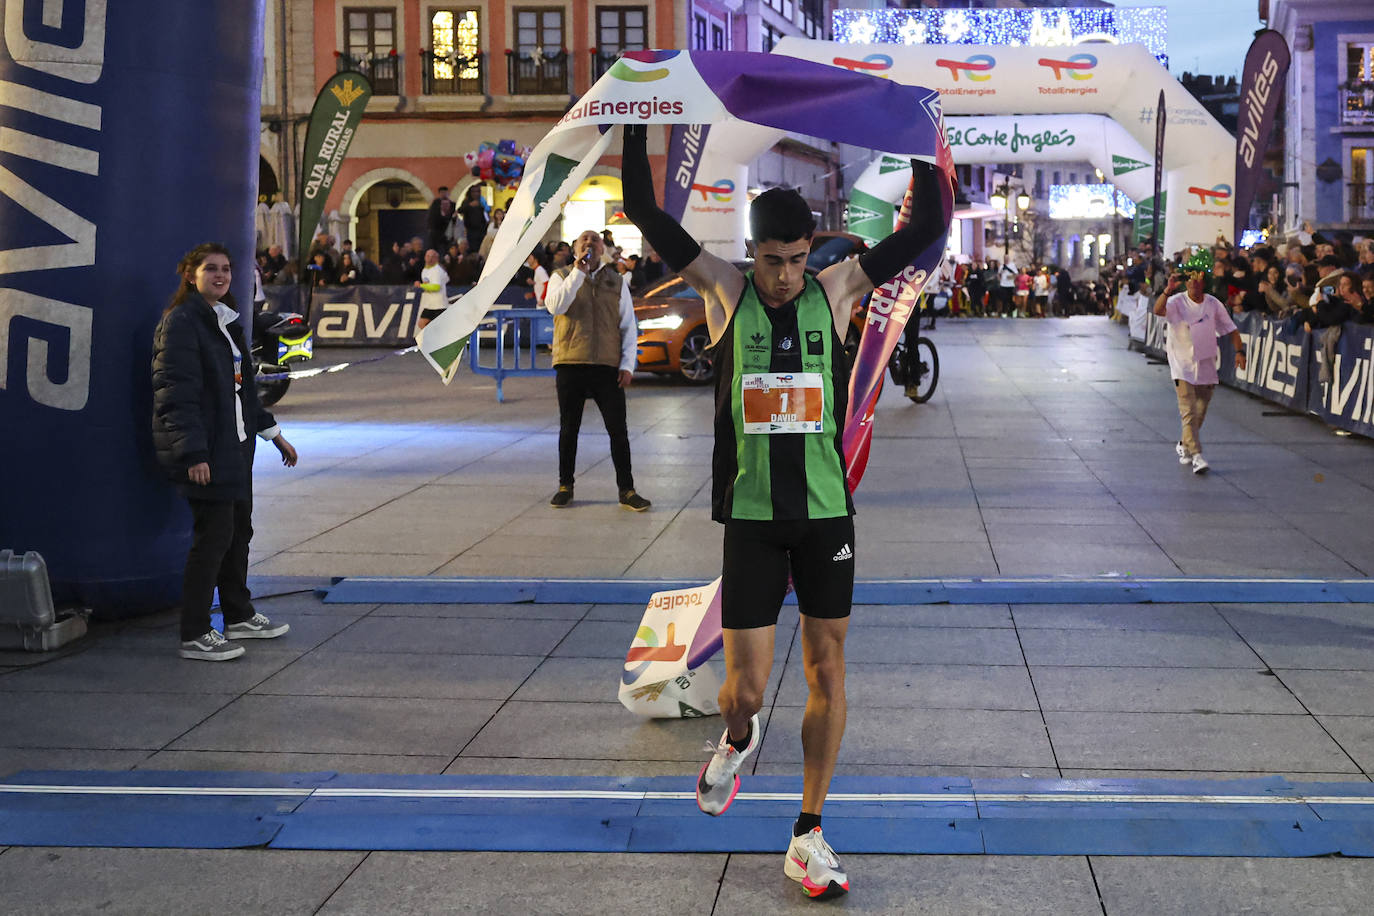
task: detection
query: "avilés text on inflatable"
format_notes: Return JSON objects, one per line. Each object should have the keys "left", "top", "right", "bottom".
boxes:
{"left": 0, "top": 0, "right": 105, "bottom": 411}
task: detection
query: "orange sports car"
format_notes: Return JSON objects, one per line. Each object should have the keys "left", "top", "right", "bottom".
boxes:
{"left": 634, "top": 233, "right": 870, "bottom": 383}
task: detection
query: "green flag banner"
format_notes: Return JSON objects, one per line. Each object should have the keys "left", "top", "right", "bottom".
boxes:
{"left": 1132, "top": 193, "right": 1166, "bottom": 246}
{"left": 1112, "top": 154, "right": 1150, "bottom": 176}
{"left": 297, "top": 70, "right": 372, "bottom": 270}
{"left": 846, "top": 188, "right": 895, "bottom": 246}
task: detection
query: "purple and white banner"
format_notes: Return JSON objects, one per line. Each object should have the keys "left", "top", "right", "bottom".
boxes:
{"left": 418, "top": 49, "right": 948, "bottom": 383}
{"left": 662, "top": 123, "right": 711, "bottom": 222}
{"left": 1234, "top": 30, "right": 1290, "bottom": 244}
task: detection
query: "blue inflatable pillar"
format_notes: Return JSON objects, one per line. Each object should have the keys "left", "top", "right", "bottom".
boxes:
{"left": 0, "top": 1, "right": 266, "bottom": 616}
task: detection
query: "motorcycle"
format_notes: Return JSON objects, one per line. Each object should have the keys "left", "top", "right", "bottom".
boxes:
{"left": 252, "top": 307, "right": 313, "bottom": 407}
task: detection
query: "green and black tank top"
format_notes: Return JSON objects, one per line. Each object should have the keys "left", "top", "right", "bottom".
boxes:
{"left": 710, "top": 271, "right": 853, "bottom": 523}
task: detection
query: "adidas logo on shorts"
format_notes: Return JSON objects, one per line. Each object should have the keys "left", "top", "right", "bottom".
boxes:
{"left": 832, "top": 543, "right": 853, "bottom": 562}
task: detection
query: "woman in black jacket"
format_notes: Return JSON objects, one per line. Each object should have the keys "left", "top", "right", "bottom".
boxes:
{"left": 152, "top": 243, "right": 299, "bottom": 661}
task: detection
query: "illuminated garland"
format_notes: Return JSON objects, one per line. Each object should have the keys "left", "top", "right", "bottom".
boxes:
{"left": 1048, "top": 184, "right": 1138, "bottom": 221}
{"left": 833, "top": 8, "right": 1168, "bottom": 67}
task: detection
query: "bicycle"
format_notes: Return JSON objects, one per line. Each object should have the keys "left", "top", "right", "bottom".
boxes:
{"left": 886, "top": 293, "right": 940, "bottom": 403}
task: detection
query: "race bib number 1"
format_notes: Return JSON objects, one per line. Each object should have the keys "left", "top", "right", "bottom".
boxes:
{"left": 741, "top": 372, "right": 825, "bottom": 434}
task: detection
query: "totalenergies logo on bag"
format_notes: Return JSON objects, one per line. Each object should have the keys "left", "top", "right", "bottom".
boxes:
{"left": 648, "top": 591, "right": 703, "bottom": 612}
{"left": 622, "top": 621, "right": 689, "bottom": 684}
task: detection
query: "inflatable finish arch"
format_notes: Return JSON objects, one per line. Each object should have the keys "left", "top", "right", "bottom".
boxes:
{"left": 770, "top": 37, "right": 1233, "bottom": 255}
{"left": 846, "top": 113, "right": 1156, "bottom": 244}
{"left": 0, "top": 1, "right": 266, "bottom": 616}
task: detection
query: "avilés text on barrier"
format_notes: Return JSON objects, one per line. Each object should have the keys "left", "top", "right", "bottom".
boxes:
{"left": 1145, "top": 311, "right": 1374, "bottom": 439}
{"left": 309, "top": 286, "right": 424, "bottom": 347}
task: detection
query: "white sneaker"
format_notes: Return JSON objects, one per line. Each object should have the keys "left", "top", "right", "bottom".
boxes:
{"left": 784, "top": 826, "right": 850, "bottom": 900}
{"left": 224, "top": 612, "right": 290, "bottom": 639}
{"left": 1191, "top": 453, "right": 1210, "bottom": 475}
{"left": 179, "top": 629, "right": 245, "bottom": 661}
{"left": 695, "top": 714, "right": 760, "bottom": 816}
{"left": 1176, "top": 441, "right": 1190, "bottom": 464}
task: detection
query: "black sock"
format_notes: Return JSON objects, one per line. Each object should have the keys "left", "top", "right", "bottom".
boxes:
{"left": 727, "top": 720, "right": 752, "bottom": 753}
{"left": 794, "top": 812, "right": 822, "bottom": 837}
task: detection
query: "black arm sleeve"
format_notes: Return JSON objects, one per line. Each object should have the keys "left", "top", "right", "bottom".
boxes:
{"left": 620, "top": 124, "right": 701, "bottom": 273}
{"left": 857, "top": 160, "right": 949, "bottom": 287}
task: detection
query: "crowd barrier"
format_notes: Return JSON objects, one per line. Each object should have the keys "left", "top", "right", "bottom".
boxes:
{"left": 262, "top": 284, "right": 543, "bottom": 348}
{"left": 1141, "top": 311, "right": 1374, "bottom": 439}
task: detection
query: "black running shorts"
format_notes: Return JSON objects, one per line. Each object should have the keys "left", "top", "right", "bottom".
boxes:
{"left": 720, "top": 516, "right": 856, "bottom": 629}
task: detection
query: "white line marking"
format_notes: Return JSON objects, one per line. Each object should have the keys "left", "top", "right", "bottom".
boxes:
{"left": 4, "top": 784, "right": 1373, "bottom": 807}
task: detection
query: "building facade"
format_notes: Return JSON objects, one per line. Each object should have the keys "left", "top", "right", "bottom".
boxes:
{"left": 260, "top": 0, "right": 843, "bottom": 262}
{"left": 1265, "top": 0, "right": 1374, "bottom": 231}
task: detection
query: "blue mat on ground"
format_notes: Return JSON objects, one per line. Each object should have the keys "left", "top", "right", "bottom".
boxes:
{"left": 0, "top": 770, "right": 327, "bottom": 849}
{"left": 321, "top": 575, "right": 1374, "bottom": 606}
{"left": 4, "top": 771, "right": 1374, "bottom": 856}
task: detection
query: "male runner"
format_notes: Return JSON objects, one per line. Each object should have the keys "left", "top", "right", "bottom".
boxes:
{"left": 621, "top": 124, "right": 947, "bottom": 899}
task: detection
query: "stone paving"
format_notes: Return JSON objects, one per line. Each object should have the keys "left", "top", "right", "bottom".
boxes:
{"left": 3, "top": 317, "right": 1374, "bottom": 914}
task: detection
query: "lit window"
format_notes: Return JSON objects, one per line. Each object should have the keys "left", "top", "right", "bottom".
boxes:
{"left": 431, "top": 10, "right": 480, "bottom": 81}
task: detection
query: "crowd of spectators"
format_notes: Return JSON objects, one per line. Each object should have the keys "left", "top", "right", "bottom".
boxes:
{"left": 255, "top": 218, "right": 672, "bottom": 302}
{"left": 936, "top": 258, "right": 1085, "bottom": 319}
{"left": 1111, "top": 226, "right": 1374, "bottom": 333}
{"left": 921, "top": 226, "right": 1374, "bottom": 328}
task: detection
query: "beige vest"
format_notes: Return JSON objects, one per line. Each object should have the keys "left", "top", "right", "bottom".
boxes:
{"left": 552, "top": 265, "right": 624, "bottom": 367}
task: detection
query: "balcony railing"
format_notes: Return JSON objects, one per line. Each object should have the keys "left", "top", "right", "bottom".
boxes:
{"left": 590, "top": 49, "right": 621, "bottom": 82}
{"left": 506, "top": 49, "right": 568, "bottom": 95}
{"left": 420, "top": 50, "right": 485, "bottom": 95}
{"left": 1340, "top": 87, "right": 1374, "bottom": 126}
{"left": 337, "top": 51, "right": 401, "bottom": 96}
{"left": 1349, "top": 182, "right": 1374, "bottom": 223}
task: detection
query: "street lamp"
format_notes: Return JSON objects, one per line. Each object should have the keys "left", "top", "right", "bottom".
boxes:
{"left": 990, "top": 180, "right": 1030, "bottom": 267}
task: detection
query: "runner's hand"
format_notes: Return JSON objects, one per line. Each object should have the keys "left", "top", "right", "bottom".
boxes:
{"left": 188, "top": 462, "right": 210, "bottom": 485}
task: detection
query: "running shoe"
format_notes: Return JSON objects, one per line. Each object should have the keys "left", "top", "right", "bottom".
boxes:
{"left": 1191, "top": 453, "right": 1210, "bottom": 475}
{"left": 696, "top": 713, "right": 760, "bottom": 816}
{"left": 784, "top": 826, "right": 850, "bottom": 900}
{"left": 550, "top": 485, "right": 573, "bottom": 508}
{"left": 1176, "top": 441, "right": 1189, "bottom": 464}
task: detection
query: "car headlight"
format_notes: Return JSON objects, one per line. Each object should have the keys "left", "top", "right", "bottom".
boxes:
{"left": 638, "top": 314, "right": 684, "bottom": 331}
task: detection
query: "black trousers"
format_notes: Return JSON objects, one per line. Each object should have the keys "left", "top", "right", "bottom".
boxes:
{"left": 555, "top": 363, "right": 634, "bottom": 491}
{"left": 181, "top": 497, "right": 255, "bottom": 640}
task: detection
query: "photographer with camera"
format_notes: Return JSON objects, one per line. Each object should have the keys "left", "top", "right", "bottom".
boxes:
{"left": 1154, "top": 268, "right": 1246, "bottom": 475}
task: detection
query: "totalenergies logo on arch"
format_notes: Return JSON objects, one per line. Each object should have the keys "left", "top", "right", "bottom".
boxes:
{"left": 935, "top": 54, "right": 996, "bottom": 82}
{"left": 691, "top": 179, "right": 734, "bottom": 202}
{"left": 831, "top": 53, "right": 893, "bottom": 79}
{"left": 1038, "top": 53, "right": 1098, "bottom": 80}
{"left": 1187, "top": 184, "right": 1233, "bottom": 205}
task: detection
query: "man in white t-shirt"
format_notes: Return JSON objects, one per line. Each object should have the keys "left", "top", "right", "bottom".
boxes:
{"left": 1153, "top": 269, "right": 1247, "bottom": 474}
{"left": 414, "top": 249, "right": 451, "bottom": 331}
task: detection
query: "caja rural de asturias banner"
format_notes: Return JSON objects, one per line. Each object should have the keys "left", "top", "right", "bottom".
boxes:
{"left": 296, "top": 70, "right": 372, "bottom": 271}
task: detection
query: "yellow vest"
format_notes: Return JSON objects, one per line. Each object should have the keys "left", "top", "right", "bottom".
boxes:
{"left": 552, "top": 266, "right": 624, "bottom": 368}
